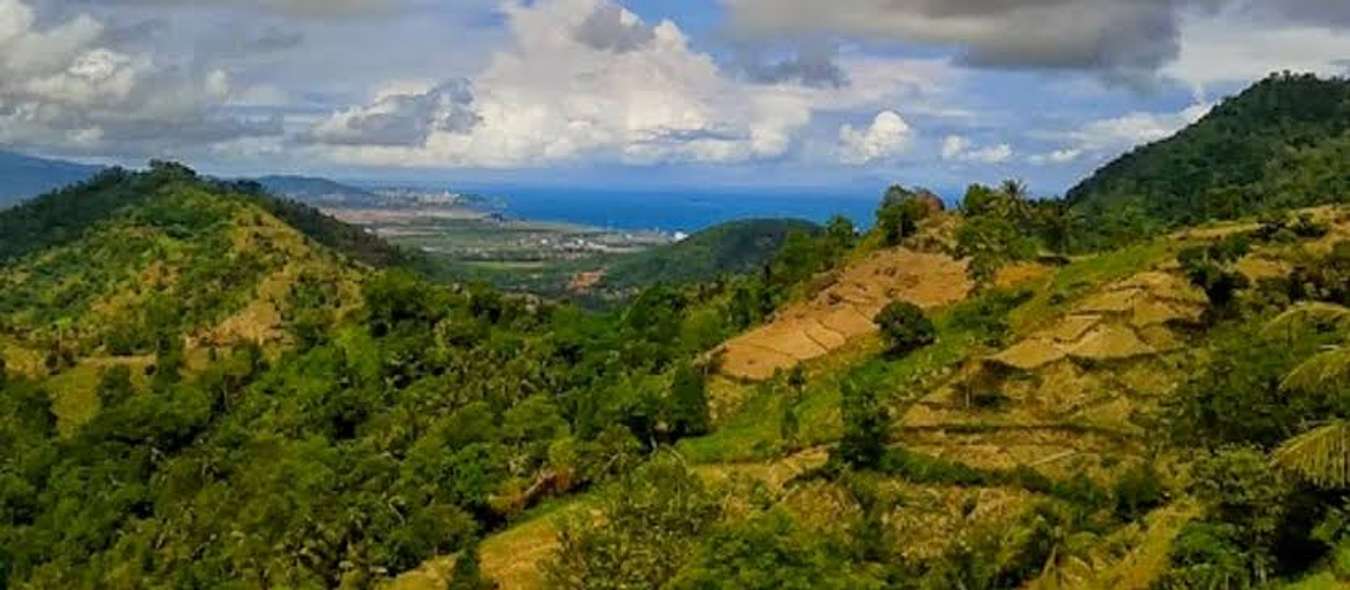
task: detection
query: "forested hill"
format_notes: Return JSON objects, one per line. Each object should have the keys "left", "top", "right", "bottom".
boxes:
{"left": 0, "top": 162, "right": 410, "bottom": 268}
{"left": 0, "top": 150, "right": 101, "bottom": 209}
{"left": 0, "top": 159, "right": 858, "bottom": 587}
{"left": 1067, "top": 73, "right": 1350, "bottom": 245}
{"left": 601, "top": 218, "right": 822, "bottom": 289}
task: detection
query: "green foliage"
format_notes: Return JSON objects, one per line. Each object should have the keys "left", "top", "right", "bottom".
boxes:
{"left": 1178, "top": 234, "right": 1252, "bottom": 309}
{"left": 544, "top": 456, "right": 722, "bottom": 590}
{"left": 954, "top": 182, "right": 1050, "bottom": 282}
{"left": 603, "top": 219, "right": 821, "bottom": 290}
{"left": 874, "top": 301, "right": 936, "bottom": 356}
{"left": 447, "top": 539, "right": 496, "bottom": 590}
{"left": 669, "top": 510, "right": 882, "bottom": 590}
{"left": 1289, "top": 240, "right": 1350, "bottom": 306}
{"left": 876, "top": 185, "right": 937, "bottom": 246}
{"left": 1113, "top": 462, "right": 1165, "bottom": 521}
{"left": 1167, "top": 320, "right": 1345, "bottom": 449}
{"left": 1162, "top": 447, "right": 1294, "bottom": 588}
{"left": 836, "top": 379, "right": 889, "bottom": 469}
{"left": 670, "top": 363, "right": 711, "bottom": 438}
{"left": 1068, "top": 73, "right": 1350, "bottom": 247}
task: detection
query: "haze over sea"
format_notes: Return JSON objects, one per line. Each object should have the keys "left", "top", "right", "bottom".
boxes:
{"left": 364, "top": 182, "right": 911, "bottom": 233}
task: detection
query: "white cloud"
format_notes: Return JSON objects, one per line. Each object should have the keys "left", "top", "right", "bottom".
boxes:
{"left": 0, "top": 0, "right": 279, "bottom": 154}
{"left": 1165, "top": 5, "right": 1350, "bottom": 92}
{"left": 939, "top": 134, "right": 1013, "bottom": 164}
{"left": 838, "top": 110, "right": 913, "bottom": 165}
{"left": 1067, "top": 102, "right": 1212, "bottom": 153}
{"left": 940, "top": 135, "right": 969, "bottom": 160}
{"left": 306, "top": 0, "right": 955, "bottom": 169}
{"left": 308, "top": 0, "right": 813, "bottom": 167}
{"left": 1028, "top": 148, "right": 1083, "bottom": 166}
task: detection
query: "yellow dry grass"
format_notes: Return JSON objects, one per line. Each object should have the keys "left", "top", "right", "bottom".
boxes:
{"left": 717, "top": 247, "right": 971, "bottom": 380}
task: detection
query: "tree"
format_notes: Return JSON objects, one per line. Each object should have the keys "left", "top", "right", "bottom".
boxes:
{"left": 1178, "top": 235, "right": 1251, "bottom": 310}
{"left": 0, "top": 353, "right": 7, "bottom": 389}
{"left": 1273, "top": 421, "right": 1350, "bottom": 489}
{"left": 668, "top": 363, "right": 710, "bottom": 437}
{"left": 545, "top": 456, "right": 722, "bottom": 590}
{"left": 665, "top": 510, "right": 881, "bottom": 590}
{"left": 96, "top": 365, "right": 136, "bottom": 408}
{"left": 876, "top": 186, "right": 935, "bottom": 246}
{"left": 825, "top": 215, "right": 857, "bottom": 258}
{"left": 836, "top": 379, "right": 889, "bottom": 469}
{"left": 874, "top": 301, "right": 936, "bottom": 357}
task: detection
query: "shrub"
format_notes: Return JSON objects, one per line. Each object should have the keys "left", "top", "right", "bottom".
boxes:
{"left": 836, "top": 379, "right": 890, "bottom": 469}
{"left": 1113, "top": 462, "right": 1165, "bottom": 521}
{"left": 874, "top": 301, "right": 936, "bottom": 357}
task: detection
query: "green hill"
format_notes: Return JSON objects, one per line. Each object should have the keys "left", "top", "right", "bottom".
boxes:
{"left": 1067, "top": 73, "right": 1350, "bottom": 245}
{"left": 0, "top": 163, "right": 807, "bottom": 587}
{"left": 602, "top": 218, "right": 821, "bottom": 290}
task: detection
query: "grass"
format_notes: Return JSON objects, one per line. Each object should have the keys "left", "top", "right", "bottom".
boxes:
{"left": 1010, "top": 239, "right": 1176, "bottom": 335}
{"left": 679, "top": 306, "right": 984, "bottom": 465}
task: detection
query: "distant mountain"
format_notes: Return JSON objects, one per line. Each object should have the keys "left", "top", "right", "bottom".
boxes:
{"left": 601, "top": 218, "right": 821, "bottom": 289}
{"left": 1067, "top": 73, "right": 1350, "bottom": 244}
{"left": 256, "top": 175, "right": 379, "bottom": 207}
{"left": 0, "top": 150, "right": 102, "bottom": 209}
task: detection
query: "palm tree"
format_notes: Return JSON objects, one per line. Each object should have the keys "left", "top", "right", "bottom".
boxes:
{"left": 1273, "top": 421, "right": 1350, "bottom": 489}
{"left": 1261, "top": 302, "right": 1350, "bottom": 341}
{"left": 1273, "top": 332, "right": 1350, "bottom": 489}
{"left": 1280, "top": 346, "right": 1350, "bottom": 396}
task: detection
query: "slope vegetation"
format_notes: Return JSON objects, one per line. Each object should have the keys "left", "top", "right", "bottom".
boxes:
{"left": 1068, "top": 73, "right": 1350, "bottom": 244}
{"left": 599, "top": 218, "right": 820, "bottom": 290}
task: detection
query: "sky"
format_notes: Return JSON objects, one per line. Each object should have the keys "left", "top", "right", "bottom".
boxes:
{"left": 2, "top": 0, "right": 1350, "bottom": 196}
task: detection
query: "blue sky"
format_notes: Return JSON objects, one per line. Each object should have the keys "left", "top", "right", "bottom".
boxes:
{"left": 3, "top": 0, "right": 1350, "bottom": 197}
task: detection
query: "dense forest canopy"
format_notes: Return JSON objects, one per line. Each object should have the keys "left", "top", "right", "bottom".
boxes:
{"left": 1067, "top": 73, "right": 1350, "bottom": 247}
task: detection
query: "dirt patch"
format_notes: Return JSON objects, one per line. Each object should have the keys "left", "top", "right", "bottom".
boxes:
{"left": 1037, "top": 314, "right": 1102, "bottom": 343}
{"left": 1068, "top": 325, "right": 1155, "bottom": 361}
{"left": 717, "top": 248, "right": 971, "bottom": 381}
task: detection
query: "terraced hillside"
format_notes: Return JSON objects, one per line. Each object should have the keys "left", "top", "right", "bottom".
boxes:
{"left": 715, "top": 246, "right": 971, "bottom": 380}
{"left": 392, "top": 204, "right": 1350, "bottom": 589}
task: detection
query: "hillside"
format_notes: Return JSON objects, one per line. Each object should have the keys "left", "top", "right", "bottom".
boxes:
{"left": 0, "top": 163, "right": 836, "bottom": 587}
{"left": 388, "top": 201, "right": 1350, "bottom": 590}
{"left": 1067, "top": 73, "right": 1350, "bottom": 245}
{"left": 599, "top": 218, "right": 821, "bottom": 290}
{"left": 0, "top": 150, "right": 102, "bottom": 209}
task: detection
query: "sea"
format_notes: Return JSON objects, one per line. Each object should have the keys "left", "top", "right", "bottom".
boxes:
{"left": 368, "top": 183, "right": 894, "bottom": 233}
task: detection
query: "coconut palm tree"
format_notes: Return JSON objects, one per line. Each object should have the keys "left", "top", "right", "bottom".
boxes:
{"left": 1273, "top": 420, "right": 1350, "bottom": 489}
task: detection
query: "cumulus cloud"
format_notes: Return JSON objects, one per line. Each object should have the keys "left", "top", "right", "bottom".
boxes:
{"left": 940, "top": 134, "right": 1013, "bottom": 163}
{"left": 838, "top": 110, "right": 913, "bottom": 165}
{"left": 304, "top": 80, "right": 479, "bottom": 146}
{"left": 0, "top": 0, "right": 280, "bottom": 154}
{"left": 305, "top": 0, "right": 951, "bottom": 168}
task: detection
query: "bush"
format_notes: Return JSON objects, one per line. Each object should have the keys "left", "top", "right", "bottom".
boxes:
{"left": 874, "top": 301, "right": 936, "bottom": 357}
{"left": 1113, "top": 462, "right": 1165, "bottom": 521}
{"left": 836, "top": 379, "right": 890, "bottom": 469}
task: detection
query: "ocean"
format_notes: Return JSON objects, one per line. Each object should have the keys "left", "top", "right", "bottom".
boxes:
{"left": 439, "top": 186, "right": 886, "bottom": 233}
